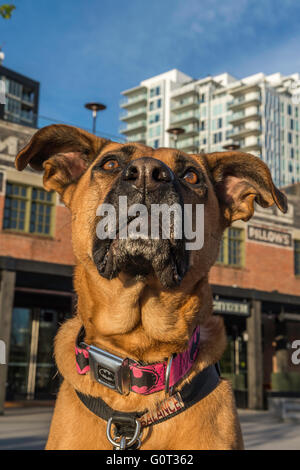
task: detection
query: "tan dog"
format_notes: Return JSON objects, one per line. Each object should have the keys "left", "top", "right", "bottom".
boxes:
{"left": 16, "top": 125, "right": 287, "bottom": 450}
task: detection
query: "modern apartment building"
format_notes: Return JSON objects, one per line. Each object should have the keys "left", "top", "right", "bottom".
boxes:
{"left": 0, "top": 64, "right": 39, "bottom": 128}
{"left": 119, "top": 69, "right": 300, "bottom": 187}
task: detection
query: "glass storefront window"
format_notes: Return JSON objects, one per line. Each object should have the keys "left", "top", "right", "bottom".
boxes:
{"left": 7, "top": 308, "right": 32, "bottom": 399}
{"left": 6, "top": 304, "right": 71, "bottom": 401}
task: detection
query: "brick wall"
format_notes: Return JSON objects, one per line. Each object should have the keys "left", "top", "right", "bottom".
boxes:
{"left": 0, "top": 193, "right": 75, "bottom": 266}
{"left": 210, "top": 239, "right": 300, "bottom": 296}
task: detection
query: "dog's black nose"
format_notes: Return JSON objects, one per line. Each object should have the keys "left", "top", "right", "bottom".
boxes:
{"left": 122, "top": 157, "right": 173, "bottom": 192}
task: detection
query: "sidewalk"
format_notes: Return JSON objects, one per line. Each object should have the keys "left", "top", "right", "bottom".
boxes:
{"left": 239, "top": 409, "right": 300, "bottom": 450}
{"left": 0, "top": 407, "right": 52, "bottom": 450}
{"left": 0, "top": 407, "right": 299, "bottom": 450}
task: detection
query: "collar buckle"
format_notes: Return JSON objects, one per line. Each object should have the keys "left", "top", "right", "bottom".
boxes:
{"left": 86, "top": 344, "right": 131, "bottom": 395}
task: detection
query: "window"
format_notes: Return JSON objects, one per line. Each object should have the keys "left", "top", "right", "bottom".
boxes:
{"left": 295, "top": 240, "right": 300, "bottom": 275}
{"left": 153, "top": 139, "right": 160, "bottom": 149}
{"left": 149, "top": 113, "right": 160, "bottom": 124}
{"left": 216, "top": 228, "right": 244, "bottom": 267}
{"left": 288, "top": 132, "right": 292, "bottom": 144}
{"left": 157, "top": 99, "right": 162, "bottom": 109}
{"left": 218, "top": 118, "right": 223, "bottom": 129}
{"left": 5, "top": 97, "right": 21, "bottom": 116}
{"left": 290, "top": 119, "right": 294, "bottom": 130}
{"left": 3, "top": 183, "right": 55, "bottom": 236}
{"left": 8, "top": 79, "right": 22, "bottom": 98}
{"left": 213, "top": 132, "right": 222, "bottom": 144}
{"left": 149, "top": 101, "right": 154, "bottom": 111}
{"left": 150, "top": 86, "right": 161, "bottom": 98}
{"left": 288, "top": 104, "right": 292, "bottom": 115}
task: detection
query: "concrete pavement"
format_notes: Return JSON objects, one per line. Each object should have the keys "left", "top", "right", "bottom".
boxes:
{"left": 0, "top": 407, "right": 52, "bottom": 450}
{"left": 239, "top": 409, "right": 300, "bottom": 450}
{"left": 0, "top": 406, "right": 299, "bottom": 450}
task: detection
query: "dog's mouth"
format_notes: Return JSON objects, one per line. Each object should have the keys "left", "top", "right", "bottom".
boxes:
{"left": 92, "top": 179, "right": 189, "bottom": 288}
{"left": 93, "top": 225, "right": 188, "bottom": 289}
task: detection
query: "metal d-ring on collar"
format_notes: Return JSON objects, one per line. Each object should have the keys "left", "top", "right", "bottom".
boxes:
{"left": 106, "top": 417, "right": 142, "bottom": 450}
{"left": 165, "top": 353, "right": 176, "bottom": 396}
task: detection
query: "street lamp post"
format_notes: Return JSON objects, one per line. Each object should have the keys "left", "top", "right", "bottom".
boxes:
{"left": 166, "top": 127, "right": 185, "bottom": 149}
{"left": 84, "top": 102, "right": 106, "bottom": 134}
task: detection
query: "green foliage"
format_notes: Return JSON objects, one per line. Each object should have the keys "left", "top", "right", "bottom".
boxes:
{"left": 0, "top": 4, "right": 15, "bottom": 19}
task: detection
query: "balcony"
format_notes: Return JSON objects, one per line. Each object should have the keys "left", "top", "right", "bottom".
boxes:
{"left": 171, "top": 97, "right": 199, "bottom": 113}
{"left": 176, "top": 123, "right": 199, "bottom": 138}
{"left": 228, "top": 93, "right": 261, "bottom": 111}
{"left": 120, "top": 107, "right": 147, "bottom": 121}
{"left": 171, "top": 84, "right": 198, "bottom": 100}
{"left": 126, "top": 133, "right": 146, "bottom": 144}
{"left": 120, "top": 93, "right": 147, "bottom": 108}
{"left": 231, "top": 124, "right": 262, "bottom": 140}
{"left": 171, "top": 111, "right": 199, "bottom": 126}
{"left": 119, "top": 120, "right": 147, "bottom": 135}
{"left": 229, "top": 110, "right": 261, "bottom": 126}
{"left": 176, "top": 138, "right": 199, "bottom": 152}
{"left": 241, "top": 141, "right": 262, "bottom": 151}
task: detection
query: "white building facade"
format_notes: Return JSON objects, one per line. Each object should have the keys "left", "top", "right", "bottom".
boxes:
{"left": 119, "top": 69, "right": 300, "bottom": 187}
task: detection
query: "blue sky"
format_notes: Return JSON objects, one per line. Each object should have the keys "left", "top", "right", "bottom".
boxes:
{"left": 1, "top": 0, "right": 300, "bottom": 140}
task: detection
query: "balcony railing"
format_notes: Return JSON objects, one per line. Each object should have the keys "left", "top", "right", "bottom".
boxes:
{"left": 120, "top": 107, "right": 147, "bottom": 120}
{"left": 228, "top": 93, "right": 261, "bottom": 111}
{"left": 177, "top": 138, "right": 199, "bottom": 150}
{"left": 126, "top": 133, "right": 146, "bottom": 142}
{"left": 231, "top": 124, "right": 262, "bottom": 139}
{"left": 171, "top": 97, "right": 199, "bottom": 111}
{"left": 120, "top": 93, "right": 147, "bottom": 108}
{"left": 229, "top": 110, "right": 261, "bottom": 124}
{"left": 119, "top": 120, "right": 147, "bottom": 134}
{"left": 171, "top": 111, "right": 199, "bottom": 125}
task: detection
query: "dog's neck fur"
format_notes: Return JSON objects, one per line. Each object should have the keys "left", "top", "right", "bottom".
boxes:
{"left": 73, "top": 261, "right": 225, "bottom": 363}
{"left": 54, "top": 260, "right": 227, "bottom": 410}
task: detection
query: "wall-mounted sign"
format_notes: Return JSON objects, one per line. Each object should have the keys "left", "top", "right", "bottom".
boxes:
{"left": 247, "top": 225, "right": 292, "bottom": 247}
{"left": 213, "top": 299, "right": 250, "bottom": 317}
{"left": 0, "top": 123, "right": 33, "bottom": 159}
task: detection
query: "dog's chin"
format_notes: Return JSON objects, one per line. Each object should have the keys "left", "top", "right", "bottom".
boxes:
{"left": 93, "top": 238, "right": 189, "bottom": 289}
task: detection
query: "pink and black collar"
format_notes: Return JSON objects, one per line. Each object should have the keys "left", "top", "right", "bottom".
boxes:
{"left": 75, "top": 325, "right": 200, "bottom": 396}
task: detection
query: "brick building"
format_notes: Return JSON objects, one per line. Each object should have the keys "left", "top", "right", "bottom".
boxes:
{"left": 0, "top": 119, "right": 75, "bottom": 413}
{"left": 0, "top": 119, "right": 299, "bottom": 412}
{"left": 211, "top": 192, "right": 300, "bottom": 408}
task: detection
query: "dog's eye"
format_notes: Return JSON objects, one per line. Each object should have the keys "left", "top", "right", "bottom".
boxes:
{"left": 182, "top": 170, "right": 199, "bottom": 185}
{"left": 102, "top": 159, "right": 120, "bottom": 171}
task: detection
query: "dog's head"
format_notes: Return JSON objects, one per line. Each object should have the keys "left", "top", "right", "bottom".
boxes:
{"left": 16, "top": 124, "right": 287, "bottom": 290}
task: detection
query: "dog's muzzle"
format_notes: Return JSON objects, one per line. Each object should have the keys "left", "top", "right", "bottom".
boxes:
{"left": 92, "top": 157, "right": 189, "bottom": 288}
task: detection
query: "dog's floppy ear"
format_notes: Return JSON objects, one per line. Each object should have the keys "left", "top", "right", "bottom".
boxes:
{"left": 202, "top": 151, "right": 287, "bottom": 223}
{"left": 15, "top": 124, "right": 110, "bottom": 196}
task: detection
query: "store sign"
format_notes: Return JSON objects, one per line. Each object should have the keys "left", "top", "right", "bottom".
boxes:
{"left": 0, "top": 125, "right": 33, "bottom": 159}
{"left": 247, "top": 225, "right": 292, "bottom": 247}
{"left": 213, "top": 299, "right": 250, "bottom": 317}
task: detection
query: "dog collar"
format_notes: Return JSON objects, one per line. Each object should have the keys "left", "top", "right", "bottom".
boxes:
{"left": 75, "top": 325, "right": 200, "bottom": 395}
{"left": 75, "top": 363, "right": 220, "bottom": 450}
